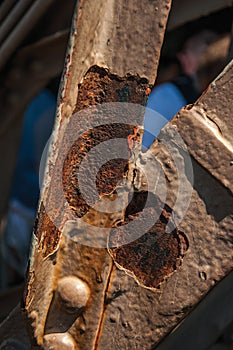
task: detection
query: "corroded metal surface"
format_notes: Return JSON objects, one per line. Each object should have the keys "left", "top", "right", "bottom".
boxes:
{"left": 94, "top": 63, "right": 233, "bottom": 349}
{"left": 2, "top": 0, "right": 232, "bottom": 349}
{"left": 64, "top": 0, "right": 171, "bottom": 83}
{"left": 173, "top": 61, "right": 233, "bottom": 192}
{"left": 22, "top": 0, "right": 172, "bottom": 348}
{"left": 108, "top": 192, "right": 189, "bottom": 289}
{"left": 62, "top": 66, "right": 149, "bottom": 220}
{"left": 156, "top": 270, "right": 233, "bottom": 350}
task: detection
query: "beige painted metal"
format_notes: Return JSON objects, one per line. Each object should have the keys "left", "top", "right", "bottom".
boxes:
{"left": 174, "top": 61, "right": 233, "bottom": 192}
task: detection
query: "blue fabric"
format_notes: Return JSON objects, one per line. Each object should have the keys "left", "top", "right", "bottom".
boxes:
{"left": 142, "top": 108, "right": 168, "bottom": 150}
{"left": 11, "top": 89, "right": 56, "bottom": 209}
{"left": 142, "top": 82, "right": 187, "bottom": 148}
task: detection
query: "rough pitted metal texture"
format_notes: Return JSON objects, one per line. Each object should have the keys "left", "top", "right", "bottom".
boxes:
{"left": 67, "top": 0, "right": 172, "bottom": 83}
{"left": 94, "top": 66, "right": 233, "bottom": 348}
{"left": 108, "top": 191, "right": 188, "bottom": 289}
{"left": 21, "top": 1, "right": 231, "bottom": 349}
{"left": 172, "top": 61, "right": 233, "bottom": 193}
{"left": 97, "top": 155, "right": 233, "bottom": 349}
{"left": 62, "top": 66, "right": 149, "bottom": 220}
{"left": 23, "top": 0, "right": 172, "bottom": 347}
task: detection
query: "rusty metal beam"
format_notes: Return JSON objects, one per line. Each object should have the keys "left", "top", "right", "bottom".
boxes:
{"left": 145, "top": 60, "right": 233, "bottom": 349}
{"left": 2, "top": 1, "right": 232, "bottom": 349}
{"left": 22, "top": 2, "right": 233, "bottom": 349}
{"left": 20, "top": 0, "right": 172, "bottom": 348}
{"left": 173, "top": 60, "right": 233, "bottom": 193}
{"left": 55, "top": 0, "right": 171, "bottom": 122}
{"left": 89, "top": 63, "right": 233, "bottom": 350}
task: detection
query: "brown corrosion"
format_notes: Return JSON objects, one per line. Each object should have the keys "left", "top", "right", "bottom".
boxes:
{"left": 34, "top": 66, "right": 149, "bottom": 258}
{"left": 74, "top": 65, "right": 149, "bottom": 111}
{"left": 109, "top": 191, "right": 189, "bottom": 289}
{"left": 34, "top": 202, "right": 61, "bottom": 258}
{"left": 62, "top": 66, "right": 149, "bottom": 218}
{"left": 62, "top": 124, "right": 131, "bottom": 218}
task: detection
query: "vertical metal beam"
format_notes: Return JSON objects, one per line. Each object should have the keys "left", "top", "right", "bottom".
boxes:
{"left": 22, "top": 0, "right": 172, "bottom": 348}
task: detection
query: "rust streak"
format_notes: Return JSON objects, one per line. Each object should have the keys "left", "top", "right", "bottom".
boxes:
{"left": 93, "top": 260, "right": 115, "bottom": 350}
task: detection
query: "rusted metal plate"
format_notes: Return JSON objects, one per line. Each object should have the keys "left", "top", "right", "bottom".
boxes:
{"left": 94, "top": 64, "right": 233, "bottom": 348}
{"left": 22, "top": 0, "right": 172, "bottom": 348}
{"left": 173, "top": 60, "right": 233, "bottom": 193}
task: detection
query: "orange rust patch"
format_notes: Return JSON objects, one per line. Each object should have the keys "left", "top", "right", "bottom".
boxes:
{"left": 127, "top": 126, "right": 140, "bottom": 150}
{"left": 62, "top": 124, "right": 132, "bottom": 218}
{"left": 63, "top": 66, "right": 150, "bottom": 219}
{"left": 34, "top": 203, "right": 61, "bottom": 258}
{"left": 145, "top": 87, "right": 151, "bottom": 96}
{"left": 74, "top": 66, "right": 150, "bottom": 111}
{"left": 34, "top": 67, "right": 150, "bottom": 255}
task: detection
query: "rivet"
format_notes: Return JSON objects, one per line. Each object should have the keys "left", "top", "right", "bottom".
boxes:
{"left": 43, "top": 333, "right": 78, "bottom": 350}
{"left": 57, "top": 276, "right": 90, "bottom": 311}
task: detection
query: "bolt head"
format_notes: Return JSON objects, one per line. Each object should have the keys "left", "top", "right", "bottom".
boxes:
{"left": 43, "top": 333, "right": 78, "bottom": 350}
{"left": 56, "top": 276, "right": 90, "bottom": 311}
